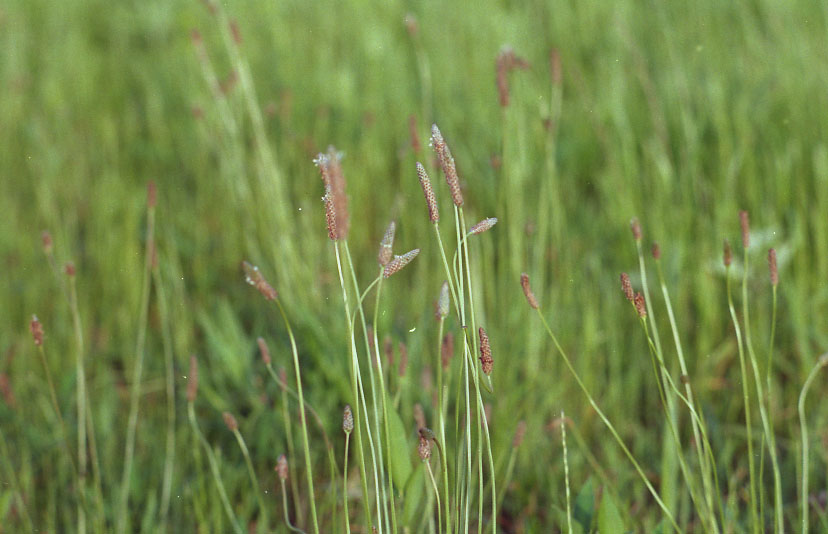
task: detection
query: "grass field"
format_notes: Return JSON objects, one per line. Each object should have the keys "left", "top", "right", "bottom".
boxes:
{"left": 3, "top": 0, "right": 828, "bottom": 532}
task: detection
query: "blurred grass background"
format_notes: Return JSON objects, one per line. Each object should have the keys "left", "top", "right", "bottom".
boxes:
{"left": 3, "top": 0, "right": 828, "bottom": 531}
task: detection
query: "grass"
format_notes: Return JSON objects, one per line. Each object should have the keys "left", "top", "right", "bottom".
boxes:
{"left": 3, "top": 0, "right": 828, "bottom": 531}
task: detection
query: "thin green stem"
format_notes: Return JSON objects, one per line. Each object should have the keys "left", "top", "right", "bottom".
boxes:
{"left": 561, "top": 412, "right": 573, "bottom": 534}
{"left": 344, "top": 433, "right": 352, "bottom": 534}
{"left": 232, "top": 428, "right": 268, "bottom": 532}
{"left": 425, "top": 459, "right": 443, "bottom": 534}
{"left": 68, "top": 274, "right": 88, "bottom": 534}
{"left": 187, "top": 402, "right": 243, "bottom": 534}
{"left": 798, "top": 353, "right": 828, "bottom": 534}
{"left": 153, "top": 262, "right": 176, "bottom": 530}
{"left": 0, "top": 426, "right": 34, "bottom": 531}
{"left": 280, "top": 478, "right": 308, "bottom": 534}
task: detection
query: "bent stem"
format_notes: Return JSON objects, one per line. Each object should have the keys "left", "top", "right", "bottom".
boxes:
{"left": 798, "top": 353, "right": 828, "bottom": 534}
{"left": 280, "top": 477, "right": 308, "bottom": 534}
{"left": 534, "top": 309, "right": 681, "bottom": 532}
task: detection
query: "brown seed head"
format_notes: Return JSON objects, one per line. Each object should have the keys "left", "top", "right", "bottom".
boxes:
{"left": 383, "top": 336, "right": 394, "bottom": 369}
{"left": 383, "top": 249, "right": 420, "bottom": 278}
{"left": 652, "top": 242, "right": 661, "bottom": 260}
{"left": 520, "top": 272, "right": 539, "bottom": 309}
{"left": 278, "top": 367, "right": 288, "bottom": 392}
{"left": 723, "top": 239, "right": 732, "bottom": 268}
{"left": 147, "top": 180, "right": 157, "bottom": 208}
{"left": 342, "top": 404, "right": 353, "bottom": 434}
{"left": 41, "top": 231, "right": 53, "bottom": 254}
{"left": 222, "top": 412, "right": 238, "bottom": 432}
{"left": 429, "top": 124, "right": 463, "bottom": 207}
{"left": 634, "top": 292, "right": 647, "bottom": 318}
{"left": 408, "top": 115, "right": 421, "bottom": 153}
{"left": 257, "top": 337, "right": 271, "bottom": 365}
{"left": 187, "top": 354, "right": 199, "bottom": 402}
{"left": 276, "top": 454, "right": 288, "bottom": 481}
{"left": 549, "top": 48, "right": 562, "bottom": 86}
{"left": 0, "top": 374, "right": 14, "bottom": 409}
{"left": 418, "top": 435, "right": 432, "bottom": 461}
{"left": 512, "top": 420, "right": 527, "bottom": 449}
{"left": 478, "top": 327, "right": 493, "bottom": 375}
{"left": 437, "top": 281, "right": 450, "bottom": 318}
{"left": 378, "top": 221, "right": 396, "bottom": 266}
{"left": 398, "top": 342, "right": 408, "bottom": 377}
{"left": 229, "top": 19, "right": 242, "bottom": 45}
{"left": 64, "top": 261, "right": 76, "bottom": 277}
{"left": 495, "top": 46, "right": 530, "bottom": 107}
{"left": 620, "top": 273, "right": 634, "bottom": 302}
{"left": 404, "top": 13, "right": 418, "bottom": 36}
{"left": 768, "top": 248, "right": 778, "bottom": 286}
{"left": 314, "top": 148, "right": 349, "bottom": 240}
{"left": 242, "top": 261, "right": 278, "bottom": 301}
{"left": 441, "top": 333, "right": 454, "bottom": 370}
{"left": 470, "top": 217, "right": 498, "bottom": 235}
{"left": 630, "top": 217, "right": 642, "bottom": 242}
{"left": 30, "top": 315, "right": 44, "bottom": 346}
{"left": 416, "top": 162, "right": 439, "bottom": 223}
{"left": 321, "top": 187, "right": 337, "bottom": 241}
{"left": 739, "top": 210, "right": 750, "bottom": 249}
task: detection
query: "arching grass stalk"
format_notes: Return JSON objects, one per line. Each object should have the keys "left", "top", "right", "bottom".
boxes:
{"left": 333, "top": 241, "right": 376, "bottom": 531}
{"left": 532, "top": 308, "right": 681, "bottom": 532}
{"left": 725, "top": 259, "right": 759, "bottom": 533}
{"left": 653, "top": 257, "right": 720, "bottom": 533}
{"left": 425, "top": 457, "right": 443, "bottom": 534}
{"left": 152, "top": 256, "right": 176, "bottom": 530}
{"left": 738, "top": 222, "right": 783, "bottom": 534}
{"left": 187, "top": 403, "right": 243, "bottom": 534}
{"left": 223, "top": 413, "right": 268, "bottom": 532}
{"left": 272, "top": 297, "right": 320, "bottom": 534}
{"left": 798, "top": 353, "right": 828, "bottom": 534}
{"left": 561, "top": 412, "right": 573, "bottom": 534}
{"left": 117, "top": 187, "right": 156, "bottom": 534}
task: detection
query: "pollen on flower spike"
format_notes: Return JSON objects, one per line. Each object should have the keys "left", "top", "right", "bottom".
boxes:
{"left": 478, "top": 327, "right": 493, "bottom": 375}
{"left": 383, "top": 249, "right": 420, "bottom": 278}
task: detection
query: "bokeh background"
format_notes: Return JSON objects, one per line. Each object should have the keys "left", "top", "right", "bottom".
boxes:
{"left": 3, "top": 0, "right": 828, "bottom": 531}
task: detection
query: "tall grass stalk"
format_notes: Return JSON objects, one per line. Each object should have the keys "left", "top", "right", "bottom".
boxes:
{"left": 531, "top": 307, "right": 681, "bottom": 531}
{"left": 225, "top": 414, "right": 268, "bottom": 532}
{"left": 0, "top": 425, "right": 34, "bottom": 531}
{"left": 561, "top": 412, "right": 573, "bottom": 534}
{"left": 117, "top": 187, "right": 156, "bottom": 534}
{"left": 67, "top": 269, "right": 89, "bottom": 534}
{"left": 798, "top": 353, "right": 827, "bottom": 534}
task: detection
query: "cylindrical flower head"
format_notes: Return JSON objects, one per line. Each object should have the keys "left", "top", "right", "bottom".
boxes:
{"left": 342, "top": 404, "right": 353, "bottom": 434}
{"left": 634, "top": 292, "right": 647, "bottom": 318}
{"left": 441, "top": 333, "right": 454, "bottom": 370}
{"left": 378, "top": 221, "right": 396, "bottom": 266}
{"left": 257, "top": 337, "right": 271, "bottom": 365}
{"left": 630, "top": 217, "right": 642, "bottom": 242}
{"left": 413, "top": 403, "right": 426, "bottom": 430}
{"left": 652, "top": 242, "right": 661, "bottom": 260}
{"left": 620, "top": 273, "right": 633, "bottom": 302}
{"left": 383, "top": 249, "right": 420, "bottom": 278}
{"left": 276, "top": 454, "right": 288, "bottom": 481}
{"left": 64, "top": 261, "right": 76, "bottom": 277}
{"left": 30, "top": 315, "right": 44, "bottom": 346}
{"left": 41, "top": 231, "right": 53, "bottom": 254}
{"left": 418, "top": 435, "right": 432, "bottom": 461}
{"left": 416, "top": 162, "right": 439, "bottom": 223}
{"left": 478, "top": 327, "right": 493, "bottom": 375}
{"left": 147, "top": 180, "right": 157, "bottom": 208}
{"left": 768, "top": 248, "right": 778, "bottom": 286}
{"left": 429, "top": 124, "right": 463, "bottom": 207}
{"left": 739, "top": 210, "right": 750, "bottom": 249}
{"left": 512, "top": 420, "right": 527, "bottom": 449}
{"left": 222, "top": 412, "right": 238, "bottom": 432}
{"left": 437, "top": 281, "right": 450, "bottom": 318}
{"left": 520, "top": 273, "right": 539, "bottom": 309}
{"left": 187, "top": 354, "right": 199, "bottom": 402}
{"left": 470, "top": 217, "right": 498, "bottom": 235}
{"left": 242, "top": 261, "right": 278, "bottom": 301}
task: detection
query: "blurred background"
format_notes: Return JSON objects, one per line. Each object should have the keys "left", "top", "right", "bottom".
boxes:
{"left": 3, "top": 0, "right": 828, "bottom": 531}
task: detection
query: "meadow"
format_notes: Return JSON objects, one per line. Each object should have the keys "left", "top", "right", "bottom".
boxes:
{"left": 3, "top": 0, "right": 828, "bottom": 532}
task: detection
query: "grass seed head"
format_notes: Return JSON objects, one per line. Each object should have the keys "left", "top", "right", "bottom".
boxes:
{"left": 513, "top": 420, "right": 527, "bottom": 448}
{"left": 41, "top": 231, "right": 53, "bottom": 254}
{"left": 378, "top": 220, "right": 396, "bottom": 266}
{"left": 0, "top": 374, "right": 14, "bottom": 409}
{"left": 222, "top": 412, "right": 238, "bottom": 431}
{"left": 723, "top": 239, "right": 732, "bottom": 268}
{"left": 314, "top": 147, "right": 350, "bottom": 240}
{"left": 147, "top": 180, "right": 157, "bottom": 208}
{"left": 429, "top": 124, "right": 464, "bottom": 207}
{"left": 441, "top": 333, "right": 454, "bottom": 370}
{"left": 64, "top": 261, "right": 76, "bottom": 277}
{"left": 30, "top": 315, "right": 44, "bottom": 346}
{"left": 257, "top": 337, "right": 271, "bottom": 365}
{"left": 630, "top": 217, "right": 642, "bottom": 242}
{"left": 652, "top": 242, "right": 661, "bottom": 260}
{"left": 408, "top": 114, "right": 421, "bottom": 153}
{"left": 418, "top": 434, "right": 432, "bottom": 461}
{"left": 768, "top": 248, "right": 778, "bottom": 286}
{"left": 478, "top": 327, "right": 493, "bottom": 375}
{"left": 383, "top": 248, "right": 420, "bottom": 278}
{"left": 520, "top": 272, "right": 539, "bottom": 309}
{"left": 437, "top": 281, "right": 450, "bottom": 318}
{"left": 620, "top": 273, "right": 633, "bottom": 302}
{"left": 634, "top": 292, "right": 647, "bottom": 318}
{"left": 242, "top": 261, "right": 278, "bottom": 301}
{"left": 276, "top": 454, "right": 288, "bottom": 481}
{"left": 416, "top": 162, "right": 439, "bottom": 223}
{"left": 496, "top": 46, "right": 530, "bottom": 107}
{"left": 470, "top": 217, "right": 498, "bottom": 235}
{"left": 187, "top": 354, "right": 198, "bottom": 402}
{"left": 398, "top": 341, "right": 408, "bottom": 377}
{"left": 342, "top": 404, "right": 353, "bottom": 434}
{"left": 414, "top": 403, "right": 426, "bottom": 430}
{"left": 739, "top": 210, "right": 750, "bottom": 249}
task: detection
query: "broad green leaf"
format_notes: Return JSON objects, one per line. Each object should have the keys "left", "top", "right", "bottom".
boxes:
{"left": 386, "top": 403, "right": 414, "bottom": 493}
{"left": 402, "top": 463, "right": 426, "bottom": 526}
{"left": 573, "top": 477, "right": 596, "bottom": 533}
{"left": 597, "top": 490, "right": 625, "bottom": 533}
